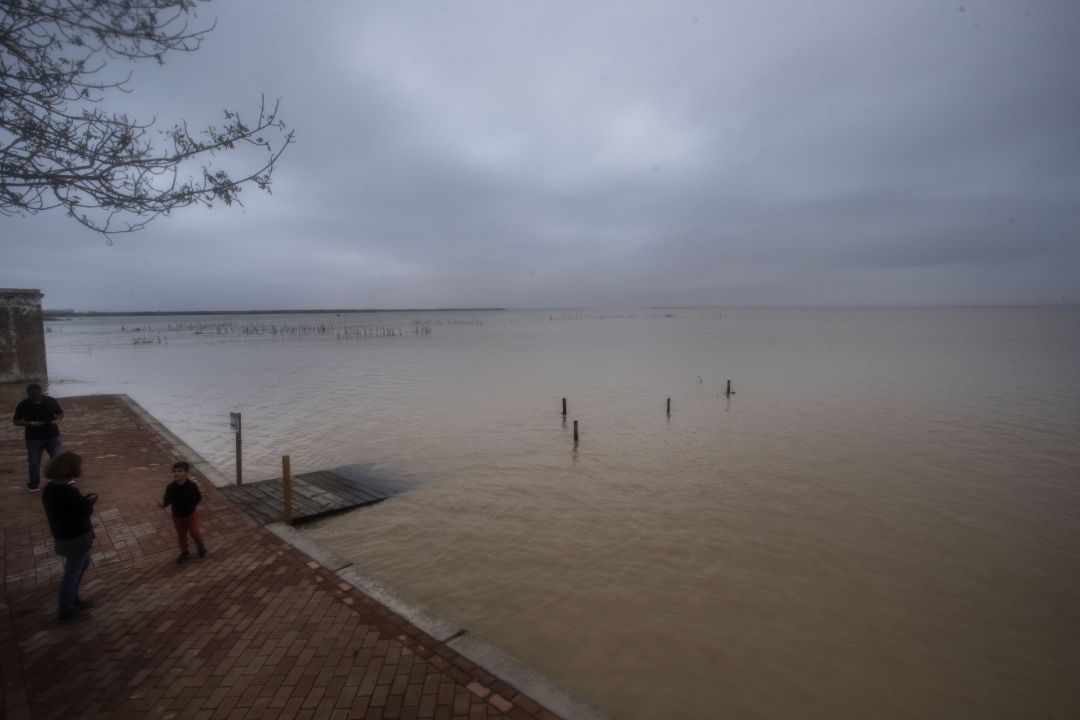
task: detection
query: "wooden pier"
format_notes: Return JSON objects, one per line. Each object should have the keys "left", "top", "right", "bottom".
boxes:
{"left": 220, "top": 464, "right": 407, "bottom": 525}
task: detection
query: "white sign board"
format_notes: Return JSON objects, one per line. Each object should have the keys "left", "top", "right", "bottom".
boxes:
{"left": 230, "top": 412, "right": 241, "bottom": 433}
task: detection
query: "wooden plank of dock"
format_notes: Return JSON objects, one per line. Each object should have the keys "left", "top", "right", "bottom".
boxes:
{"left": 219, "top": 465, "right": 402, "bottom": 525}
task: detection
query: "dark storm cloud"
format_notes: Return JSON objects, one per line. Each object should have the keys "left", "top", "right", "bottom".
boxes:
{"left": 3, "top": 0, "right": 1079, "bottom": 309}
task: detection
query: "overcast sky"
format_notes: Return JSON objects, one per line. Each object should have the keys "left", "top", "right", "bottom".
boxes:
{"left": 3, "top": 0, "right": 1079, "bottom": 310}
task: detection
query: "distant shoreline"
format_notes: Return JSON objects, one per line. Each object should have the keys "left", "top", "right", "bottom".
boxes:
{"left": 41, "top": 304, "right": 1077, "bottom": 320}
{"left": 43, "top": 308, "right": 507, "bottom": 319}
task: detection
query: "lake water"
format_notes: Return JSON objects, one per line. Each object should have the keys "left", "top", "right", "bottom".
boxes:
{"left": 41, "top": 307, "right": 1080, "bottom": 719}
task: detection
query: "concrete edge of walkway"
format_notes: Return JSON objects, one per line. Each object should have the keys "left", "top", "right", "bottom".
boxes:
{"left": 117, "top": 394, "right": 615, "bottom": 720}
{"left": 263, "top": 522, "right": 459, "bottom": 643}
{"left": 446, "top": 633, "right": 616, "bottom": 720}
{"left": 118, "top": 394, "right": 233, "bottom": 488}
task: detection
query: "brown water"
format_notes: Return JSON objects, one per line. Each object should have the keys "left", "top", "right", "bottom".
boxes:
{"left": 45, "top": 307, "right": 1080, "bottom": 718}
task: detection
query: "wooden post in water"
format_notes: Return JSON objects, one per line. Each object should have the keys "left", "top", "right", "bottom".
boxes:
{"left": 282, "top": 455, "right": 294, "bottom": 526}
{"left": 726, "top": 380, "right": 732, "bottom": 398}
{"left": 573, "top": 420, "right": 579, "bottom": 443}
{"left": 667, "top": 397, "right": 671, "bottom": 414}
{"left": 562, "top": 398, "right": 567, "bottom": 415}
{"left": 230, "top": 412, "right": 242, "bottom": 486}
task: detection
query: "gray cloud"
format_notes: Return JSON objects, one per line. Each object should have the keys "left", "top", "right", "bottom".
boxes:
{"left": 3, "top": 0, "right": 1079, "bottom": 310}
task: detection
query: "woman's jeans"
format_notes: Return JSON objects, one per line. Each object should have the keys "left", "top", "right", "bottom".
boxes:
{"left": 59, "top": 547, "right": 92, "bottom": 615}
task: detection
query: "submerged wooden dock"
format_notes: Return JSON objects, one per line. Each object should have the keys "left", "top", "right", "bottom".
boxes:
{"left": 219, "top": 465, "right": 406, "bottom": 525}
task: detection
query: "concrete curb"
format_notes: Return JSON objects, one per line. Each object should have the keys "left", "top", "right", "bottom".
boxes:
{"left": 265, "top": 522, "right": 460, "bottom": 644}
{"left": 265, "top": 524, "right": 614, "bottom": 720}
{"left": 119, "top": 394, "right": 614, "bottom": 720}
{"left": 447, "top": 633, "right": 616, "bottom": 720}
{"left": 118, "top": 394, "right": 232, "bottom": 488}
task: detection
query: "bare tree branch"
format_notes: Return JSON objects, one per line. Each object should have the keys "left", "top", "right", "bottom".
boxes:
{"left": 1, "top": 0, "right": 293, "bottom": 237}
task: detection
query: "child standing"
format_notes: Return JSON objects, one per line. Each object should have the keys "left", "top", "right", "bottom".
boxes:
{"left": 161, "top": 461, "right": 207, "bottom": 564}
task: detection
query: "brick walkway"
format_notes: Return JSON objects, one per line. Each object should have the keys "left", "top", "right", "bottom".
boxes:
{"left": 0, "top": 395, "right": 564, "bottom": 720}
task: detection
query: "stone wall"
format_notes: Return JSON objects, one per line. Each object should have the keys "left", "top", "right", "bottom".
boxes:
{"left": 0, "top": 288, "right": 47, "bottom": 384}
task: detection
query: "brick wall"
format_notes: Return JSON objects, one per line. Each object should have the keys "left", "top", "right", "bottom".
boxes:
{"left": 0, "top": 288, "right": 47, "bottom": 384}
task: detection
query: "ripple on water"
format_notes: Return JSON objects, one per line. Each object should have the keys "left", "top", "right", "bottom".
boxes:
{"left": 47, "top": 307, "right": 1080, "bottom": 719}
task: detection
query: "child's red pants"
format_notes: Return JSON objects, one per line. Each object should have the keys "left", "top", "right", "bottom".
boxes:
{"left": 172, "top": 511, "right": 204, "bottom": 552}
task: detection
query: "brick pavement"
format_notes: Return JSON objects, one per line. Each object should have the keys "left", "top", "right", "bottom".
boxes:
{"left": 0, "top": 395, "right": 565, "bottom": 720}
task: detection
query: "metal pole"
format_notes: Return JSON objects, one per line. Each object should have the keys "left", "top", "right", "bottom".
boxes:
{"left": 282, "top": 455, "right": 293, "bottom": 526}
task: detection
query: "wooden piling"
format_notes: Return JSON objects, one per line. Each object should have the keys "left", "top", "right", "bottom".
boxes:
{"left": 231, "top": 412, "right": 243, "bottom": 486}
{"left": 667, "top": 397, "right": 671, "bottom": 414}
{"left": 282, "top": 455, "right": 294, "bottom": 526}
{"left": 573, "top": 420, "right": 579, "bottom": 443}
{"left": 726, "top": 380, "right": 732, "bottom": 397}
{"left": 562, "top": 397, "right": 567, "bottom": 415}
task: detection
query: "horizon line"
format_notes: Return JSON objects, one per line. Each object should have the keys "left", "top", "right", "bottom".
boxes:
{"left": 41, "top": 302, "right": 1078, "bottom": 317}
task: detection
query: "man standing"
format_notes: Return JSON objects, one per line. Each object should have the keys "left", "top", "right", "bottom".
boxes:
{"left": 12, "top": 384, "right": 64, "bottom": 492}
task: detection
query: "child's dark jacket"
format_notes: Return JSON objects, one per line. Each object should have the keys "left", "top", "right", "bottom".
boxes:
{"left": 162, "top": 480, "right": 202, "bottom": 518}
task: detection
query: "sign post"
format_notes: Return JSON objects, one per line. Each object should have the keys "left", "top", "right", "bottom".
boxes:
{"left": 230, "top": 412, "right": 242, "bottom": 486}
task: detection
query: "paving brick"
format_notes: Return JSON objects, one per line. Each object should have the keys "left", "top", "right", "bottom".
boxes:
{"left": 510, "top": 693, "right": 543, "bottom": 716}
{"left": 489, "top": 694, "right": 514, "bottom": 714}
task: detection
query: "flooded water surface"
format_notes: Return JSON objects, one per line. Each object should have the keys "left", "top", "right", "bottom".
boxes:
{"left": 43, "top": 307, "right": 1080, "bottom": 719}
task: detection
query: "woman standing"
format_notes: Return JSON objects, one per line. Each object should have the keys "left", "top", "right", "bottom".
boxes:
{"left": 41, "top": 452, "right": 97, "bottom": 622}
